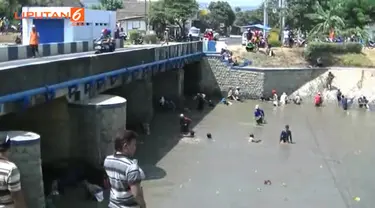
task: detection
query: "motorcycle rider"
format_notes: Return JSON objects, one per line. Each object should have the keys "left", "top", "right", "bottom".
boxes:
{"left": 98, "top": 29, "right": 113, "bottom": 50}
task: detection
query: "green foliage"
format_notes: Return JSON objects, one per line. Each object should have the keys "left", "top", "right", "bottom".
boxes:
{"left": 128, "top": 30, "right": 141, "bottom": 43}
{"left": 143, "top": 33, "right": 158, "bottom": 44}
{"left": 207, "top": 1, "right": 236, "bottom": 28}
{"left": 149, "top": 0, "right": 198, "bottom": 35}
{"left": 304, "top": 42, "right": 363, "bottom": 59}
{"left": 90, "top": 0, "right": 123, "bottom": 11}
{"left": 306, "top": 1, "right": 345, "bottom": 38}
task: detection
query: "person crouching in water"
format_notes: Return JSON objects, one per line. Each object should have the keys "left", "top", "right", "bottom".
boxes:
{"left": 293, "top": 94, "right": 302, "bottom": 105}
{"left": 254, "top": 105, "right": 265, "bottom": 125}
{"left": 180, "top": 114, "right": 192, "bottom": 134}
{"left": 358, "top": 96, "right": 369, "bottom": 109}
{"left": 249, "top": 134, "right": 261, "bottom": 143}
{"left": 280, "top": 92, "right": 288, "bottom": 105}
{"left": 280, "top": 125, "right": 292, "bottom": 144}
{"left": 314, "top": 92, "right": 323, "bottom": 107}
{"left": 227, "top": 88, "right": 236, "bottom": 100}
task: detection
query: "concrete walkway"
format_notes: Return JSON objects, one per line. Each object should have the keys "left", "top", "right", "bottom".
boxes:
{"left": 140, "top": 100, "right": 374, "bottom": 208}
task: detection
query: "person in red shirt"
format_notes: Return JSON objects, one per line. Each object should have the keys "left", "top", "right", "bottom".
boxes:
{"left": 314, "top": 92, "right": 323, "bottom": 107}
{"left": 179, "top": 114, "right": 192, "bottom": 134}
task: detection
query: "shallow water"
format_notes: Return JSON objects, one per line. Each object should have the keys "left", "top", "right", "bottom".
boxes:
{"left": 54, "top": 100, "right": 375, "bottom": 208}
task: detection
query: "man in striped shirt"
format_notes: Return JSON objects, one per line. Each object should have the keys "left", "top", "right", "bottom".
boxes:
{"left": 104, "top": 130, "right": 146, "bottom": 208}
{"left": 0, "top": 133, "right": 26, "bottom": 208}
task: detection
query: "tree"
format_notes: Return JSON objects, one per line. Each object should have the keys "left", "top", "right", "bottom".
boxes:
{"left": 339, "top": 0, "right": 375, "bottom": 29}
{"left": 149, "top": 0, "right": 170, "bottom": 34}
{"left": 207, "top": 1, "right": 236, "bottom": 29}
{"left": 164, "top": 0, "right": 199, "bottom": 35}
{"left": 306, "top": 1, "right": 345, "bottom": 38}
{"left": 90, "top": 0, "right": 123, "bottom": 11}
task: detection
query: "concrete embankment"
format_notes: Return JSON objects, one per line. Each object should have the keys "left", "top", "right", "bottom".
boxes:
{"left": 199, "top": 55, "right": 375, "bottom": 103}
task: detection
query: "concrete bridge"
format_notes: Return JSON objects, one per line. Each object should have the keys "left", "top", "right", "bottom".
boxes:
{"left": 0, "top": 41, "right": 210, "bottom": 207}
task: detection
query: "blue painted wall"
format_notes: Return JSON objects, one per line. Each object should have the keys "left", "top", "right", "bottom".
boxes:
{"left": 33, "top": 19, "right": 65, "bottom": 44}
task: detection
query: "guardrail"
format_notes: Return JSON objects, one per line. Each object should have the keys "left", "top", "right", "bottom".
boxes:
{"left": 0, "top": 39, "right": 124, "bottom": 62}
{"left": 0, "top": 52, "right": 204, "bottom": 109}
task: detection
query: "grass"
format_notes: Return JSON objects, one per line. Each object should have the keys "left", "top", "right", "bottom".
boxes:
{"left": 228, "top": 45, "right": 375, "bottom": 68}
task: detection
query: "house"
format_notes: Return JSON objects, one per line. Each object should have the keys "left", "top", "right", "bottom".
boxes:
{"left": 116, "top": 0, "right": 149, "bottom": 33}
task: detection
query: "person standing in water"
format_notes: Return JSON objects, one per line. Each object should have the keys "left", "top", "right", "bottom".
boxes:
{"left": 341, "top": 95, "right": 348, "bottom": 110}
{"left": 280, "top": 125, "right": 293, "bottom": 144}
{"left": 272, "top": 90, "right": 278, "bottom": 106}
{"left": 314, "top": 92, "right": 323, "bottom": 107}
{"left": 254, "top": 105, "right": 265, "bottom": 125}
{"left": 336, "top": 89, "right": 342, "bottom": 104}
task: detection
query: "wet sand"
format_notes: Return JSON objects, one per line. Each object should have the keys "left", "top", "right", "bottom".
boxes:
{"left": 55, "top": 100, "right": 375, "bottom": 208}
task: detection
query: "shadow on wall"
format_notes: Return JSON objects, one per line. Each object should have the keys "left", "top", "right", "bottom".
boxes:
{"left": 184, "top": 60, "right": 223, "bottom": 98}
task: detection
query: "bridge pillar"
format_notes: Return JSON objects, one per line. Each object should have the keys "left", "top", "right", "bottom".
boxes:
{"left": 153, "top": 68, "right": 184, "bottom": 108}
{"left": 107, "top": 78, "right": 154, "bottom": 128}
{"left": 68, "top": 94, "right": 127, "bottom": 168}
{"left": 0, "top": 98, "right": 71, "bottom": 163}
{"left": 7, "top": 131, "right": 45, "bottom": 208}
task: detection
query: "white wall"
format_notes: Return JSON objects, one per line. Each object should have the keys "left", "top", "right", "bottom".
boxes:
{"left": 72, "top": 9, "right": 116, "bottom": 41}
{"left": 119, "top": 19, "right": 146, "bottom": 34}
{"left": 21, "top": 7, "right": 116, "bottom": 43}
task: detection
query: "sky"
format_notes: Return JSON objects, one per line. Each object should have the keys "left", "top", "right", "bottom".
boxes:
{"left": 198, "top": 0, "right": 263, "bottom": 7}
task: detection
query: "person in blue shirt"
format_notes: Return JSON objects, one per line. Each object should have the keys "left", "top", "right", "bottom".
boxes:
{"left": 341, "top": 95, "right": 348, "bottom": 110}
{"left": 254, "top": 104, "right": 265, "bottom": 125}
{"left": 280, "top": 125, "right": 293, "bottom": 144}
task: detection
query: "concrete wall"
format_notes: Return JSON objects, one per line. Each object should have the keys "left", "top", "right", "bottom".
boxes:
{"left": 0, "top": 39, "right": 124, "bottom": 62}
{"left": 198, "top": 55, "right": 327, "bottom": 98}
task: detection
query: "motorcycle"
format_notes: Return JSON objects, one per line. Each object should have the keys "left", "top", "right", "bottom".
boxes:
{"left": 94, "top": 38, "right": 116, "bottom": 54}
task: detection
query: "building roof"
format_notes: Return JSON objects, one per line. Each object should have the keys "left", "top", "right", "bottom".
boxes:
{"left": 45, "top": 0, "right": 84, "bottom": 7}
{"left": 117, "top": 0, "right": 149, "bottom": 20}
{"left": 117, "top": 16, "right": 145, "bottom": 21}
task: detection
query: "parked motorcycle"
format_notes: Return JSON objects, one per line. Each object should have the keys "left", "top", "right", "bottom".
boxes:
{"left": 94, "top": 38, "right": 116, "bottom": 54}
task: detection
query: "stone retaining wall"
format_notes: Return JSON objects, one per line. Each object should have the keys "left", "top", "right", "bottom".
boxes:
{"left": 199, "top": 55, "right": 327, "bottom": 98}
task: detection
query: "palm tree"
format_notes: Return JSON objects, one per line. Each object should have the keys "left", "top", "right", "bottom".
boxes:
{"left": 305, "top": 1, "right": 345, "bottom": 38}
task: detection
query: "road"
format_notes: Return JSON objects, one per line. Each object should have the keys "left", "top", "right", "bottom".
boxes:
{"left": 220, "top": 36, "right": 242, "bottom": 46}
{"left": 0, "top": 46, "right": 150, "bottom": 69}
{"left": 136, "top": 100, "right": 373, "bottom": 208}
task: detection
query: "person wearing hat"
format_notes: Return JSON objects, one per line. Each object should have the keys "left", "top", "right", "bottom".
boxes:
{"left": 0, "top": 133, "right": 27, "bottom": 207}
{"left": 254, "top": 105, "right": 265, "bottom": 125}
{"left": 161, "top": 28, "right": 169, "bottom": 46}
{"left": 29, "top": 24, "right": 40, "bottom": 58}
{"left": 179, "top": 114, "right": 192, "bottom": 134}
